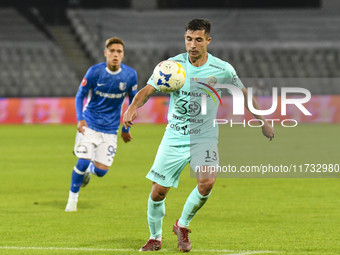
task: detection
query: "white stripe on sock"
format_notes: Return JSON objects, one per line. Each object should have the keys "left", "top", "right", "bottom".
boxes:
{"left": 88, "top": 163, "right": 97, "bottom": 175}
{"left": 73, "top": 166, "right": 85, "bottom": 175}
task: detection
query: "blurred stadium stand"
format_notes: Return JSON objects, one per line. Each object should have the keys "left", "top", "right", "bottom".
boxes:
{"left": 67, "top": 9, "right": 340, "bottom": 95}
{"left": 0, "top": 8, "right": 79, "bottom": 97}
{"left": 1, "top": 4, "right": 340, "bottom": 97}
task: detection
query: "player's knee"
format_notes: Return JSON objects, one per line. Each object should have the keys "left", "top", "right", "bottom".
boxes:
{"left": 91, "top": 161, "right": 109, "bottom": 177}
{"left": 93, "top": 167, "right": 108, "bottom": 177}
{"left": 151, "top": 183, "right": 169, "bottom": 201}
{"left": 151, "top": 193, "right": 166, "bottom": 201}
{"left": 76, "top": 158, "right": 91, "bottom": 172}
{"left": 198, "top": 179, "right": 215, "bottom": 196}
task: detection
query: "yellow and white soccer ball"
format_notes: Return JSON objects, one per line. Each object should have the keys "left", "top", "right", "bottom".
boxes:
{"left": 152, "top": 60, "right": 186, "bottom": 93}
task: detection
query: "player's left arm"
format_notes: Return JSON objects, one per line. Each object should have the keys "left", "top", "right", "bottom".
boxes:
{"left": 121, "top": 73, "right": 138, "bottom": 143}
{"left": 242, "top": 87, "right": 275, "bottom": 141}
{"left": 121, "top": 91, "right": 134, "bottom": 143}
{"left": 121, "top": 129, "right": 133, "bottom": 143}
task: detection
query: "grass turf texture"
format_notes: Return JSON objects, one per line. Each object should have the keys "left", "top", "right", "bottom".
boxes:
{"left": 0, "top": 123, "right": 339, "bottom": 255}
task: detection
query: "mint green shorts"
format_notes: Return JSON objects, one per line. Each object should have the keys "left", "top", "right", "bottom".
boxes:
{"left": 146, "top": 142, "right": 219, "bottom": 188}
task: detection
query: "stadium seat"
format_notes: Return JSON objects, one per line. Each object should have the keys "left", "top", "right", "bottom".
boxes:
{"left": 0, "top": 8, "right": 79, "bottom": 97}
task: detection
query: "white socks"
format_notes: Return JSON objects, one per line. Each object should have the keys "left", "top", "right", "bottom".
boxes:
{"left": 68, "top": 190, "right": 79, "bottom": 202}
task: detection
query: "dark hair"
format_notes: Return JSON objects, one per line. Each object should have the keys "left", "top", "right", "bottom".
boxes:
{"left": 185, "top": 19, "right": 211, "bottom": 36}
{"left": 105, "top": 37, "right": 124, "bottom": 49}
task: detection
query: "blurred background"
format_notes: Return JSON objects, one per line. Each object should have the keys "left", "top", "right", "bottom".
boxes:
{"left": 0, "top": 0, "right": 339, "bottom": 123}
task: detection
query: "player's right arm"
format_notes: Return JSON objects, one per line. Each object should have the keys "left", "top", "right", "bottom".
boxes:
{"left": 75, "top": 86, "right": 89, "bottom": 135}
{"left": 75, "top": 67, "right": 95, "bottom": 135}
{"left": 77, "top": 119, "right": 88, "bottom": 135}
{"left": 241, "top": 87, "right": 274, "bottom": 141}
{"left": 123, "top": 84, "right": 156, "bottom": 128}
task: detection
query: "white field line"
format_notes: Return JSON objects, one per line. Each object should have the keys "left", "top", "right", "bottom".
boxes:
{"left": 0, "top": 247, "right": 134, "bottom": 252}
{"left": 224, "top": 251, "right": 278, "bottom": 255}
{"left": 0, "top": 246, "right": 279, "bottom": 254}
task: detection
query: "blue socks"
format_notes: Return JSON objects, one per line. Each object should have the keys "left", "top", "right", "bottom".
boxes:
{"left": 88, "top": 162, "right": 108, "bottom": 177}
{"left": 147, "top": 195, "right": 165, "bottom": 239}
{"left": 179, "top": 185, "right": 211, "bottom": 227}
{"left": 70, "top": 160, "right": 108, "bottom": 194}
{"left": 70, "top": 158, "right": 91, "bottom": 193}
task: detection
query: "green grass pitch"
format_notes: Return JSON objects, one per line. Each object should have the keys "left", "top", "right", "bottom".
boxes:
{"left": 0, "top": 123, "right": 339, "bottom": 255}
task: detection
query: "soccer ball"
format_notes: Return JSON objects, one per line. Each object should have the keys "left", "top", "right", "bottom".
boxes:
{"left": 152, "top": 60, "right": 186, "bottom": 93}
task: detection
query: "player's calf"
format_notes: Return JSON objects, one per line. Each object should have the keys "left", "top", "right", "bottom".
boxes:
{"left": 66, "top": 159, "right": 91, "bottom": 212}
{"left": 70, "top": 158, "right": 91, "bottom": 192}
{"left": 197, "top": 178, "right": 215, "bottom": 196}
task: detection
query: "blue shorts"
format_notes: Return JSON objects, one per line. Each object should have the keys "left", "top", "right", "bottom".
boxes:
{"left": 146, "top": 142, "right": 219, "bottom": 188}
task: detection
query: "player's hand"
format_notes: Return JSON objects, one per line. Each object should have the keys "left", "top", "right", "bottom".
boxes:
{"left": 262, "top": 122, "right": 274, "bottom": 141}
{"left": 77, "top": 120, "right": 88, "bottom": 135}
{"left": 123, "top": 106, "right": 137, "bottom": 128}
{"left": 121, "top": 131, "right": 133, "bottom": 143}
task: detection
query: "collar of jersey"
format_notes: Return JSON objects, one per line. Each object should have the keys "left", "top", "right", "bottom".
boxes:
{"left": 186, "top": 53, "right": 211, "bottom": 69}
{"left": 105, "top": 67, "right": 122, "bottom": 75}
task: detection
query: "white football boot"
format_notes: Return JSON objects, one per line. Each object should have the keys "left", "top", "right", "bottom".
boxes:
{"left": 65, "top": 201, "right": 77, "bottom": 212}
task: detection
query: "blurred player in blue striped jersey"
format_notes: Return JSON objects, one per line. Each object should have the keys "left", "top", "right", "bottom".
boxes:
{"left": 65, "top": 37, "right": 138, "bottom": 212}
{"left": 123, "top": 19, "right": 274, "bottom": 251}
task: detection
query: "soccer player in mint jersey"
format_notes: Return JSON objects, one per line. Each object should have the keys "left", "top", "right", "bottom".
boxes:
{"left": 123, "top": 19, "right": 274, "bottom": 252}
{"left": 65, "top": 37, "right": 138, "bottom": 212}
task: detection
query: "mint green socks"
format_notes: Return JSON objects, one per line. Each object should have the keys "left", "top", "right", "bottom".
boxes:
{"left": 147, "top": 195, "right": 165, "bottom": 239}
{"left": 147, "top": 186, "right": 210, "bottom": 237}
{"left": 179, "top": 185, "right": 210, "bottom": 227}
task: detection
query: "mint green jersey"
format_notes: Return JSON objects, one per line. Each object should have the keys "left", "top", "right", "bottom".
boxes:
{"left": 147, "top": 52, "right": 243, "bottom": 146}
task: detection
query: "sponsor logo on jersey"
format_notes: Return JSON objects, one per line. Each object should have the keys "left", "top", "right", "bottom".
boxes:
{"left": 180, "top": 125, "right": 189, "bottom": 135}
{"left": 97, "top": 83, "right": 105, "bottom": 86}
{"left": 180, "top": 91, "right": 202, "bottom": 97}
{"left": 188, "top": 101, "right": 201, "bottom": 117}
{"left": 169, "top": 123, "right": 202, "bottom": 135}
{"left": 81, "top": 78, "right": 87, "bottom": 87}
{"left": 119, "top": 82, "right": 127, "bottom": 91}
{"left": 95, "top": 90, "right": 127, "bottom": 99}
{"left": 172, "top": 114, "right": 186, "bottom": 121}
{"left": 188, "top": 118, "right": 203, "bottom": 123}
